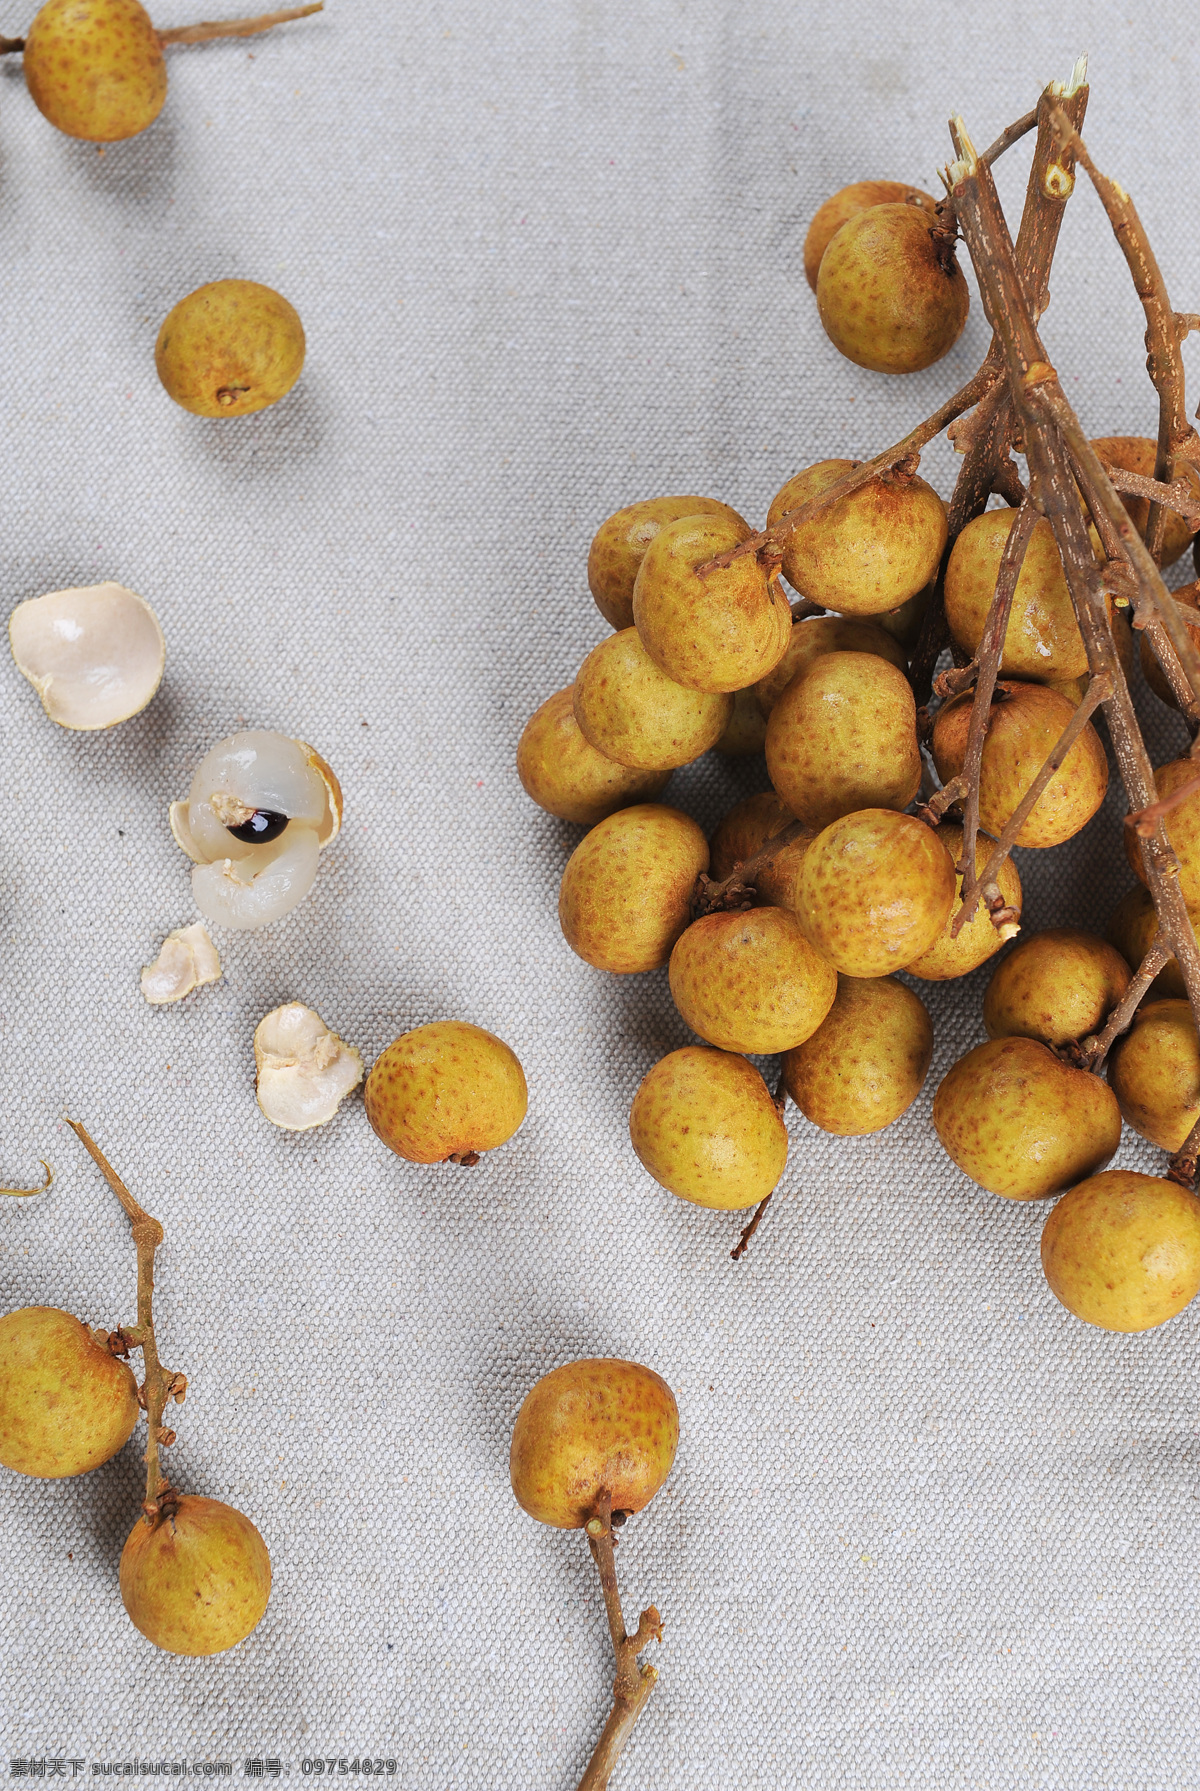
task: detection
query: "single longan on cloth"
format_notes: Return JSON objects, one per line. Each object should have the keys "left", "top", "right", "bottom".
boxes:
{"left": 364, "top": 1020, "right": 528, "bottom": 1164}
{"left": 1041, "top": 1171, "right": 1200, "bottom": 1332}
{"left": 558, "top": 802, "right": 709, "bottom": 973}
{"left": 120, "top": 1495, "right": 272, "bottom": 1656}
{"left": 509, "top": 1359, "right": 679, "bottom": 1529}
{"left": 156, "top": 280, "right": 306, "bottom": 419}
{"left": 23, "top": 0, "right": 167, "bottom": 143}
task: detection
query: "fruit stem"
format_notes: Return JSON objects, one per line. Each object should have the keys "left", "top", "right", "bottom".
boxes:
{"left": 0, "top": 35, "right": 24, "bottom": 53}
{"left": 1081, "top": 940, "right": 1171, "bottom": 1073}
{"left": 157, "top": 2, "right": 322, "bottom": 47}
{"left": 0, "top": 1160, "right": 53, "bottom": 1197}
{"left": 731, "top": 1192, "right": 774, "bottom": 1261}
{"left": 947, "top": 123, "right": 1200, "bottom": 1159}
{"left": 63, "top": 1119, "right": 178, "bottom": 1516}
{"left": 576, "top": 1490, "right": 663, "bottom": 1791}
{"left": 691, "top": 818, "right": 811, "bottom": 919}
{"left": 1048, "top": 109, "right": 1200, "bottom": 565}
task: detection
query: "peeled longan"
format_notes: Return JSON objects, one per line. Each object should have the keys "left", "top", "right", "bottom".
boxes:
{"left": 156, "top": 281, "right": 306, "bottom": 418}
{"left": 24, "top": 0, "right": 166, "bottom": 142}
{"left": 816, "top": 203, "right": 969, "bottom": 374}
{"left": 768, "top": 461, "right": 947, "bottom": 616}
{"left": 803, "top": 181, "right": 938, "bottom": 291}
{"left": 587, "top": 497, "right": 748, "bottom": 631}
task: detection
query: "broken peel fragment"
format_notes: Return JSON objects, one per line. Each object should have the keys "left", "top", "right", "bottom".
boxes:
{"left": 141, "top": 923, "right": 222, "bottom": 1005}
{"left": 253, "top": 1003, "right": 363, "bottom": 1131}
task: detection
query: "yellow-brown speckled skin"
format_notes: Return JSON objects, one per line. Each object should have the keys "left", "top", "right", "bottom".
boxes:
{"left": 155, "top": 281, "right": 305, "bottom": 419}
{"left": 632, "top": 514, "right": 791, "bottom": 694}
{"left": 587, "top": 497, "right": 747, "bottom": 631}
{"left": 517, "top": 686, "right": 670, "bottom": 825}
{"left": 1093, "top": 437, "right": 1199, "bottom": 569}
{"left": 509, "top": 1359, "right": 679, "bottom": 1529}
{"left": 572, "top": 629, "right": 732, "bottom": 770}
{"left": 1107, "top": 999, "right": 1200, "bottom": 1151}
{"left": 768, "top": 461, "right": 948, "bottom": 615}
{"left": 905, "top": 825, "right": 1023, "bottom": 982}
{"left": 365, "top": 1021, "right": 528, "bottom": 1163}
{"left": 934, "top": 1037, "right": 1122, "bottom": 1201}
{"left": 24, "top": 0, "right": 165, "bottom": 141}
{"left": 629, "top": 1046, "right": 788, "bottom": 1209}
{"left": 0, "top": 1306, "right": 138, "bottom": 1478}
{"left": 983, "top": 927, "right": 1131, "bottom": 1048}
{"left": 558, "top": 803, "right": 708, "bottom": 973}
{"left": 782, "top": 974, "right": 932, "bottom": 1135}
{"left": 765, "top": 650, "right": 921, "bottom": 828}
{"left": 874, "top": 584, "right": 931, "bottom": 652}
{"left": 1107, "top": 885, "right": 1191, "bottom": 1001}
{"left": 669, "top": 906, "right": 836, "bottom": 1054}
{"left": 933, "top": 681, "right": 1108, "bottom": 850}
{"left": 715, "top": 687, "right": 768, "bottom": 758}
{"left": 802, "top": 181, "right": 938, "bottom": 290}
{"left": 753, "top": 614, "right": 907, "bottom": 717}
{"left": 796, "top": 809, "right": 955, "bottom": 978}
{"left": 946, "top": 513, "right": 1088, "bottom": 684}
{"left": 1127, "top": 759, "right": 1200, "bottom": 904}
{"left": 1041, "top": 1171, "right": 1200, "bottom": 1332}
{"left": 816, "top": 203, "right": 969, "bottom": 374}
{"left": 120, "top": 1496, "right": 271, "bottom": 1656}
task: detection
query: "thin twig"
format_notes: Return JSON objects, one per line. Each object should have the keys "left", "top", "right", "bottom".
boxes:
{"left": 1080, "top": 940, "right": 1170, "bottom": 1073}
{"left": 577, "top": 1491, "right": 662, "bottom": 1791}
{"left": 1049, "top": 109, "right": 1200, "bottom": 560}
{"left": 64, "top": 1120, "right": 183, "bottom": 1514}
{"left": 692, "top": 819, "right": 811, "bottom": 918}
{"left": 695, "top": 367, "right": 997, "bottom": 576}
{"left": 946, "top": 129, "right": 1200, "bottom": 1128}
{"left": 0, "top": 34, "right": 24, "bottom": 52}
{"left": 953, "top": 672, "right": 1112, "bottom": 932}
{"left": 158, "top": 2, "right": 322, "bottom": 46}
{"left": 952, "top": 494, "right": 1038, "bottom": 912}
{"left": 1101, "top": 462, "right": 1200, "bottom": 528}
{"left": 980, "top": 107, "right": 1039, "bottom": 168}
{"left": 0, "top": 1161, "right": 53, "bottom": 1196}
{"left": 1128, "top": 771, "right": 1200, "bottom": 837}
{"left": 731, "top": 1195, "right": 774, "bottom": 1262}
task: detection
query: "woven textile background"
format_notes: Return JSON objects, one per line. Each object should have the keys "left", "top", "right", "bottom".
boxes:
{"left": 2, "top": 1, "right": 1199, "bottom": 1785}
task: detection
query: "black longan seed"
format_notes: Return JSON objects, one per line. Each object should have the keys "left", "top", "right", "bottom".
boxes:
{"left": 226, "top": 809, "right": 289, "bottom": 845}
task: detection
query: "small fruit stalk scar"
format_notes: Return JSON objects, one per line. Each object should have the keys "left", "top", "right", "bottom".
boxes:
{"left": 3, "top": 0, "right": 324, "bottom": 144}
{"left": 0, "top": 1123, "right": 271, "bottom": 1656}
{"left": 510, "top": 1360, "right": 678, "bottom": 1791}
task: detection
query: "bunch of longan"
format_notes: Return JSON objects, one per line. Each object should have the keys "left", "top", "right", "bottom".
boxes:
{"left": 518, "top": 174, "right": 1200, "bottom": 1338}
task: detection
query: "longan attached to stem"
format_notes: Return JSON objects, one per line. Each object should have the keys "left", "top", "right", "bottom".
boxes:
{"left": 576, "top": 1491, "right": 663, "bottom": 1791}
{"left": 64, "top": 1119, "right": 184, "bottom": 1512}
{"left": 947, "top": 126, "right": 1200, "bottom": 1183}
{"left": 1081, "top": 941, "right": 1171, "bottom": 1073}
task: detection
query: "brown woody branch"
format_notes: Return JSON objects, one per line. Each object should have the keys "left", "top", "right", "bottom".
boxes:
{"left": 577, "top": 1491, "right": 662, "bottom": 1791}
{"left": 1081, "top": 940, "right": 1171, "bottom": 1073}
{"left": 158, "top": 3, "right": 322, "bottom": 45}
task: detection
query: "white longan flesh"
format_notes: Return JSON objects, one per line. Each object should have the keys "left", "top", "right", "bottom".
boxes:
{"left": 9, "top": 582, "right": 165, "bottom": 730}
{"left": 253, "top": 1003, "right": 364, "bottom": 1130}
{"left": 192, "top": 824, "right": 320, "bottom": 930}
{"left": 184, "top": 730, "right": 327, "bottom": 861}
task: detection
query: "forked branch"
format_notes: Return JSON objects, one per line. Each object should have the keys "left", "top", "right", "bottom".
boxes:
{"left": 576, "top": 1491, "right": 663, "bottom": 1791}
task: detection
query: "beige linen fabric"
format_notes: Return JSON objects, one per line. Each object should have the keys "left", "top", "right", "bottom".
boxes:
{"left": 2, "top": 1, "right": 1199, "bottom": 1784}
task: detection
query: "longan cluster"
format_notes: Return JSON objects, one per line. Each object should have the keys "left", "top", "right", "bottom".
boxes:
{"left": 518, "top": 359, "right": 1200, "bottom": 1320}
